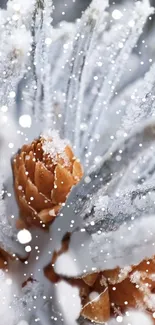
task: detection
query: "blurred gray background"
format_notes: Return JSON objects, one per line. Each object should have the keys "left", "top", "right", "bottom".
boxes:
{"left": 0, "top": 0, "right": 155, "bottom": 38}
{"left": 0, "top": 0, "right": 154, "bottom": 26}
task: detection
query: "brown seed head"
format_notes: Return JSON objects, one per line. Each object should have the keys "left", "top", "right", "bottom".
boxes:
{"left": 12, "top": 131, "right": 83, "bottom": 228}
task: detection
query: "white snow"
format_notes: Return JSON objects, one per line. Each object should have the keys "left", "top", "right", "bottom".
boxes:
{"left": 56, "top": 281, "right": 81, "bottom": 325}
{"left": 90, "top": 215, "right": 155, "bottom": 270}
{"left": 109, "top": 310, "right": 153, "bottom": 325}
{"left": 42, "top": 130, "right": 70, "bottom": 165}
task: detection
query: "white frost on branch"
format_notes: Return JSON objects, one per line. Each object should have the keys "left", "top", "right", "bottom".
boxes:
{"left": 84, "top": 182, "right": 155, "bottom": 233}
{"left": 90, "top": 213, "right": 155, "bottom": 270}
{"left": 64, "top": 0, "right": 109, "bottom": 154}
{"left": 0, "top": 272, "right": 43, "bottom": 325}
{"left": 86, "top": 0, "right": 154, "bottom": 160}
{"left": 117, "top": 62, "right": 155, "bottom": 139}
{"left": 1, "top": 0, "right": 155, "bottom": 323}
{"left": 0, "top": 1, "right": 35, "bottom": 262}
{"left": 7, "top": 0, "right": 35, "bottom": 24}
{"left": 0, "top": 181, "right": 27, "bottom": 259}
{"left": 41, "top": 0, "right": 153, "bottom": 165}
{"left": 0, "top": 0, "right": 33, "bottom": 152}
{"left": 42, "top": 21, "right": 75, "bottom": 132}
{"left": 34, "top": 0, "right": 54, "bottom": 122}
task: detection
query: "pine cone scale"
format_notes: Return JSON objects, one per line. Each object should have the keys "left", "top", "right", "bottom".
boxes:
{"left": 52, "top": 164, "right": 74, "bottom": 204}
{"left": 34, "top": 161, "right": 54, "bottom": 198}
{"left": 25, "top": 151, "right": 36, "bottom": 182}
{"left": 17, "top": 164, "right": 27, "bottom": 191}
{"left": 25, "top": 179, "right": 53, "bottom": 211}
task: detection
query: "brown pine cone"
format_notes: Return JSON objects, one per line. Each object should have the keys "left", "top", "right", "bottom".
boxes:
{"left": 44, "top": 234, "right": 155, "bottom": 323}
{"left": 12, "top": 131, "right": 83, "bottom": 228}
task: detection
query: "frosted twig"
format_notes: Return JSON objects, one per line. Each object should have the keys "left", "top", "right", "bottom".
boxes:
{"left": 83, "top": 183, "right": 155, "bottom": 234}
{"left": 43, "top": 22, "right": 75, "bottom": 134}
{"left": 64, "top": 0, "right": 109, "bottom": 154}
{"left": 0, "top": 182, "right": 27, "bottom": 259}
{"left": 117, "top": 62, "right": 155, "bottom": 139}
{"left": 0, "top": 0, "right": 34, "bottom": 114}
{"left": 39, "top": 0, "right": 54, "bottom": 127}
{"left": 83, "top": 0, "right": 154, "bottom": 158}
{"left": 87, "top": 118, "right": 155, "bottom": 193}
{"left": 12, "top": 280, "right": 44, "bottom": 324}
{"left": 90, "top": 213, "right": 155, "bottom": 270}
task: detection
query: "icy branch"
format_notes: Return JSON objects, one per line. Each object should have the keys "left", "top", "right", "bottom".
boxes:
{"left": 34, "top": 0, "right": 54, "bottom": 121}
{"left": 72, "top": 119, "right": 155, "bottom": 202}
{"left": 82, "top": 0, "right": 154, "bottom": 160}
{"left": 90, "top": 213, "right": 155, "bottom": 271}
{"left": 83, "top": 183, "right": 155, "bottom": 234}
{"left": 4, "top": 277, "right": 43, "bottom": 325}
{"left": 43, "top": 22, "right": 75, "bottom": 133}
{"left": 0, "top": 182, "right": 27, "bottom": 259}
{"left": 117, "top": 62, "right": 155, "bottom": 139}
{"left": 0, "top": 0, "right": 34, "bottom": 112}
{"left": 64, "top": 0, "right": 109, "bottom": 154}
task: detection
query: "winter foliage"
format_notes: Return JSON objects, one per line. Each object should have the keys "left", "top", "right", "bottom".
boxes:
{"left": 1, "top": 0, "right": 155, "bottom": 324}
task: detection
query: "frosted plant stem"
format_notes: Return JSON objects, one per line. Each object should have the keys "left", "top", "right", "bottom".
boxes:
{"left": 64, "top": 19, "right": 96, "bottom": 147}
{"left": 83, "top": 183, "right": 155, "bottom": 234}
{"left": 74, "top": 12, "right": 108, "bottom": 154}
{"left": 90, "top": 213, "right": 155, "bottom": 270}
{"left": 41, "top": 0, "right": 54, "bottom": 128}
{"left": 64, "top": 0, "right": 109, "bottom": 154}
{"left": 117, "top": 62, "right": 155, "bottom": 138}
{"left": 85, "top": 118, "right": 155, "bottom": 192}
{"left": 0, "top": 0, "right": 35, "bottom": 121}
{"left": 82, "top": 0, "right": 154, "bottom": 159}
{"left": 41, "top": 23, "right": 75, "bottom": 133}
{"left": 54, "top": 118, "right": 155, "bottom": 251}
{"left": 32, "top": 0, "right": 44, "bottom": 120}
{"left": 65, "top": 118, "right": 155, "bottom": 208}
{"left": 12, "top": 280, "right": 44, "bottom": 324}
{"left": 0, "top": 182, "right": 27, "bottom": 259}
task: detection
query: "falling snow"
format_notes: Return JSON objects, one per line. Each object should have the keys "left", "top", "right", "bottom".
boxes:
{"left": 1, "top": 0, "right": 155, "bottom": 324}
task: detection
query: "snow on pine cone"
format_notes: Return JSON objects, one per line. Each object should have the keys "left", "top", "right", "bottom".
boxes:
{"left": 45, "top": 234, "right": 155, "bottom": 324}
{"left": 12, "top": 130, "right": 83, "bottom": 228}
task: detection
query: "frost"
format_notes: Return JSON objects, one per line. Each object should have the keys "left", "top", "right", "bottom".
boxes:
{"left": 1, "top": 0, "right": 155, "bottom": 323}
{"left": 90, "top": 214, "right": 155, "bottom": 270}
{"left": 81, "top": 0, "right": 154, "bottom": 163}
{"left": 109, "top": 310, "right": 153, "bottom": 325}
{"left": 0, "top": 272, "right": 43, "bottom": 325}
{"left": 117, "top": 62, "right": 155, "bottom": 139}
{"left": 0, "top": 182, "right": 26, "bottom": 259}
{"left": 94, "top": 195, "right": 109, "bottom": 213}
{"left": 7, "top": 0, "right": 35, "bottom": 19}
{"left": 42, "top": 129, "right": 70, "bottom": 166}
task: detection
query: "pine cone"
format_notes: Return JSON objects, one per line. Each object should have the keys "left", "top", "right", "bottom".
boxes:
{"left": 12, "top": 131, "right": 83, "bottom": 228}
{"left": 44, "top": 235, "right": 155, "bottom": 323}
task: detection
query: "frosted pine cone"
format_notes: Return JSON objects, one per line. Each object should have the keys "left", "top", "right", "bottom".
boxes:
{"left": 12, "top": 131, "right": 83, "bottom": 228}
{"left": 45, "top": 237, "right": 155, "bottom": 324}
